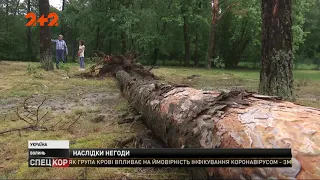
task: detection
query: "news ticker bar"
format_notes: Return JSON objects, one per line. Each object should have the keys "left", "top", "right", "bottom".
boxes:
{"left": 28, "top": 140, "right": 292, "bottom": 168}
{"left": 28, "top": 140, "right": 291, "bottom": 158}
{"left": 29, "top": 148, "right": 292, "bottom": 158}
{"left": 28, "top": 158, "right": 293, "bottom": 167}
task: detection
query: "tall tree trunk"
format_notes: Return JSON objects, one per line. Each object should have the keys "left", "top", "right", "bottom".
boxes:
{"left": 14, "top": 0, "right": 20, "bottom": 15}
{"left": 183, "top": 15, "right": 190, "bottom": 67}
{"left": 206, "top": 0, "right": 219, "bottom": 69}
{"left": 130, "top": 1, "right": 134, "bottom": 51}
{"left": 259, "top": 0, "right": 294, "bottom": 99}
{"left": 154, "top": 2, "right": 171, "bottom": 67}
{"left": 95, "top": 26, "right": 100, "bottom": 50}
{"left": 6, "top": 0, "right": 9, "bottom": 31}
{"left": 130, "top": 25, "right": 134, "bottom": 51}
{"left": 109, "top": 38, "right": 112, "bottom": 54}
{"left": 206, "top": 23, "right": 217, "bottom": 69}
{"left": 181, "top": 2, "right": 190, "bottom": 67}
{"left": 62, "top": 0, "right": 66, "bottom": 10}
{"left": 72, "top": 38, "right": 77, "bottom": 62}
{"left": 120, "top": 0, "right": 130, "bottom": 54}
{"left": 194, "top": 33, "right": 199, "bottom": 67}
{"left": 131, "top": 36, "right": 134, "bottom": 51}
{"left": 27, "top": 0, "right": 32, "bottom": 57}
{"left": 153, "top": 48, "right": 159, "bottom": 66}
{"left": 60, "top": 0, "right": 66, "bottom": 36}
{"left": 193, "top": 0, "right": 201, "bottom": 67}
{"left": 121, "top": 32, "right": 126, "bottom": 53}
{"left": 228, "top": 21, "right": 250, "bottom": 68}
{"left": 39, "top": 0, "right": 53, "bottom": 71}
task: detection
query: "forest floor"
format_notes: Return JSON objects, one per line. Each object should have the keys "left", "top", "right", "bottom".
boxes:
{"left": 0, "top": 61, "right": 319, "bottom": 179}
{"left": 0, "top": 61, "right": 187, "bottom": 179}
{"left": 152, "top": 66, "right": 320, "bottom": 108}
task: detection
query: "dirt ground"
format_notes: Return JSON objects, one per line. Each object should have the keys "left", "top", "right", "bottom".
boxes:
{"left": 0, "top": 61, "right": 187, "bottom": 179}
{"left": 0, "top": 61, "right": 319, "bottom": 179}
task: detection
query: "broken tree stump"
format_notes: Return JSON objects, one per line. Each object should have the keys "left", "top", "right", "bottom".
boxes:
{"left": 114, "top": 70, "right": 320, "bottom": 180}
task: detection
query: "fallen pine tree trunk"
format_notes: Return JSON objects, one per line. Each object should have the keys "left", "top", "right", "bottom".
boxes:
{"left": 83, "top": 54, "right": 320, "bottom": 179}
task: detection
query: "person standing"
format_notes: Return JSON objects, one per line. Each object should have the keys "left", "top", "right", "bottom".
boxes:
{"left": 78, "top": 40, "right": 85, "bottom": 70}
{"left": 51, "top": 35, "right": 68, "bottom": 69}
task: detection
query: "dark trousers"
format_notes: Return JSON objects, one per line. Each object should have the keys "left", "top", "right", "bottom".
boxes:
{"left": 56, "top": 49, "right": 65, "bottom": 65}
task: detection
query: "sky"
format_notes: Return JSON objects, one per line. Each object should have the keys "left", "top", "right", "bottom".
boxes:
{"left": 49, "top": 0, "right": 62, "bottom": 10}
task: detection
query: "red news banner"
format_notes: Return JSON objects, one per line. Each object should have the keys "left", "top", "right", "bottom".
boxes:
{"left": 28, "top": 140, "right": 292, "bottom": 168}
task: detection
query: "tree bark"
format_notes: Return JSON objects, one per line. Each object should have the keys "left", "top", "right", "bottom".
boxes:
{"left": 60, "top": 0, "right": 66, "bottom": 36}
{"left": 95, "top": 26, "right": 100, "bottom": 50}
{"left": 227, "top": 21, "right": 250, "bottom": 68}
{"left": 62, "top": 0, "right": 66, "bottom": 11}
{"left": 206, "top": 23, "right": 216, "bottom": 69}
{"left": 27, "top": 0, "right": 32, "bottom": 57}
{"left": 113, "top": 68, "right": 320, "bottom": 179}
{"left": 90, "top": 54, "right": 320, "bottom": 179}
{"left": 206, "top": 1, "right": 237, "bottom": 69}
{"left": 153, "top": 48, "right": 159, "bottom": 66}
{"left": 14, "top": 0, "right": 20, "bottom": 15}
{"left": 72, "top": 38, "right": 77, "bottom": 62}
{"left": 5, "top": 0, "right": 9, "bottom": 31}
{"left": 205, "top": 0, "right": 219, "bottom": 69}
{"left": 193, "top": 0, "right": 201, "bottom": 67}
{"left": 109, "top": 38, "right": 112, "bottom": 54}
{"left": 183, "top": 14, "right": 190, "bottom": 67}
{"left": 121, "top": 32, "right": 126, "bottom": 54}
{"left": 259, "top": 0, "right": 294, "bottom": 99}
{"left": 113, "top": 67, "right": 320, "bottom": 179}
{"left": 194, "top": 32, "right": 199, "bottom": 67}
{"left": 39, "top": 0, "right": 53, "bottom": 71}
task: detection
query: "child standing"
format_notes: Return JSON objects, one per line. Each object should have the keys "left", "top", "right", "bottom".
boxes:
{"left": 78, "top": 40, "right": 85, "bottom": 70}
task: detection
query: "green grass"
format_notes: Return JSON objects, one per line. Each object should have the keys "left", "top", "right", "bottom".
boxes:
{"left": 0, "top": 61, "right": 318, "bottom": 179}
{"left": 0, "top": 61, "right": 188, "bottom": 179}
{"left": 152, "top": 66, "right": 320, "bottom": 108}
{"left": 140, "top": 59, "right": 319, "bottom": 70}
{"left": 0, "top": 62, "right": 114, "bottom": 99}
{"left": 294, "top": 63, "right": 319, "bottom": 70}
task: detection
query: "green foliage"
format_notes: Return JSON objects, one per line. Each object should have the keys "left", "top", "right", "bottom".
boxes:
{"left": 0, "top": 0, "right": 318, "bottom": 68}
{"left": 60, "top": 63, "right": 71, "bottom": 77}
{"left": 297, "top": 0, "right": 320, "bottom": 59}
{"left": 292, "top": 0, "right": 317, "bottom": 53}
{"left": 26, "top": 64, "right": 37, "bottom": 75}
{"left": 216, "top": 0, "right": 261, "bottom": 68}
{"left": 213, "top": 56, "right": 225, "bottom": 69}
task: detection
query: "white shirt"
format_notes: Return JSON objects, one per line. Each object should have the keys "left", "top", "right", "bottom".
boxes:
{"left": 79, "top": 45, "right": 85, "bottom": 57}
